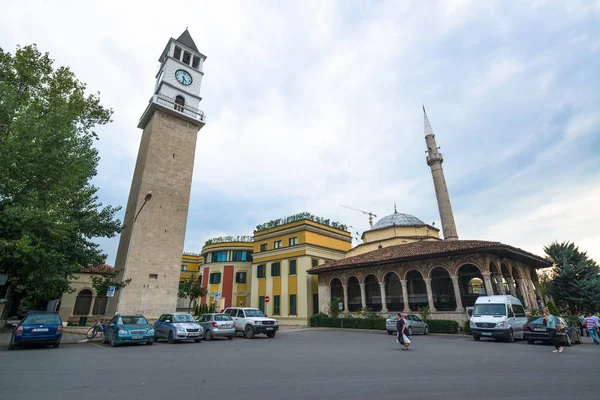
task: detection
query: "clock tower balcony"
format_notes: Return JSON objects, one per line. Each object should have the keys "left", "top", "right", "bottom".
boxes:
{"left": 138, "top": 93, "right": 206, "bottom": 130}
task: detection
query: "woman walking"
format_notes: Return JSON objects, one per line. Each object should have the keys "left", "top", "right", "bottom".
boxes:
{"left": 543, "top": 307, "right": 562, "bottom": 353}
{"left": 396, "top": 313, "right": 411, "bottom": 350}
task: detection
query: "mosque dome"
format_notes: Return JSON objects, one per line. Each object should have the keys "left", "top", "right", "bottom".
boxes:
{"left": 372, "top": 212, "right": 426, "bottom": 230}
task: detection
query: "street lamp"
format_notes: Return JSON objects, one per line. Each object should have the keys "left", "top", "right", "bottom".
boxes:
{"left": 114, "top": 190, "right": 153, "bottom": 314}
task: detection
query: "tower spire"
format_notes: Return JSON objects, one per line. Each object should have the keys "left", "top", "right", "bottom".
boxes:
{"left": 423, "top": 106, "right": 459, "bottom": 241}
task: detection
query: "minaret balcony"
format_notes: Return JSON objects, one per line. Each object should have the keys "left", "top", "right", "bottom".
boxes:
{"left": 426, "top": 153, "right": 443, "bottom": 165}
{"left": 138, "top": 93, "right": 206, "bottom": 129}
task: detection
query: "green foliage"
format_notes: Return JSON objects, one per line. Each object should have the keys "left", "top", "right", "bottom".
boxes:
{"left": 0, "top": 44, "right": 121, "bottom": 306}
{"left": 255, "top": 212, "right": 348, "bottom": 232}
{"left": 528, "top": 308, "right": 543, "bottom": 318}
{"left": 425, "top": 319, "right": 459, "bottom": 334}
{"left": 90, "top": 269, "right": 130, "bottom": 299}
{"left": 417, "top": 306, "right": 431, "bottom": 321}
{"left": 546, "top": 301, "right": 560, "bottom": 316}
{"left": 308, "top": 312, "right": 386, "bottom": 330}
{"left": 328, "top": 297, "right": 341, "bottom": 318}
{"left": 544, "top": 241, "right": 600, "bottom": 314}
{"left": 204, "top": 236, "right": 253, "bottom": 246}
{"left": 463, "top": 320, "right": 471, "bottom": 335}
{"left": 177, "top": 279, "right": 207, "bottom": 313}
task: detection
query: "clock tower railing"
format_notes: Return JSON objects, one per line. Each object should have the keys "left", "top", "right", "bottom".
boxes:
{"left": 138, "top": 93, "right": 206, "bottom": 129}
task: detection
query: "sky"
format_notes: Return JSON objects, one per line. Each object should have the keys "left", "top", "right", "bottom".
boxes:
{"left": 1, "top": 0, "right": 599, "bottom": 263}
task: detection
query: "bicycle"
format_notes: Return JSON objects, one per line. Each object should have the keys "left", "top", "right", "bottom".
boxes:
{"left": 86, "top": 319, "right": 107, "bottom": 339}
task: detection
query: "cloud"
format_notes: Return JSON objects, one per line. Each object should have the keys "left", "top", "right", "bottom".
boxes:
{"left": 1, "top": 0, "right": 599, "bottom": 264}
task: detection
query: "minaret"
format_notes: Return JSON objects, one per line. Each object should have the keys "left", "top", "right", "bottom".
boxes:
{"left": 423, "top": 106, "right": 459, "bottom": 241}
{"left": 109, "top": 30, "right": 207, "bottom": 318}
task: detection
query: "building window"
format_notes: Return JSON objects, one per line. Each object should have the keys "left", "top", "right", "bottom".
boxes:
{"left": 209, "top": 273, "right": 221, "bottom": 284}
{"left": 211, "top": 251, "right": 228, "bottom": 263}
{"left": 182, "top": 51, "right": 191, "bottom": 65}
{"left": 260, "top": 243, "right": 268, "bottom": 252}
{"left": 73, "top": 289, "right": 93, "bottom": 315}
{"left": 257, "top": 265, "right": 266, "bottom": 279}
{"left": 274, "top": 295, "right": 280, "bottom": 315}
{"left": 312, "top": 259, "right": 319, "bottom": 268}
{"left": 271, "top": 262, "right": 281, "bottom": 277}
{"left": 180, "top": 265, "right": 188, "bottom": 271}
{"left": 289, "top": 259, "right": 297, "bottom": 275}
{"left": 174, "top": 95, "right": 185, "bottom": 112}
{"left": 289, "top": 237, "right": 298, "bottom": 246}
{"left": 173, "top": 46, "right": 182, "bottom": 60}
{"left": 259, "top": 296, "right": 265, "bottom": 313}
{"left": 274, "top": 240, "right": 282, "bottom": 249}
{"left": 192, "top": 55, "right": 200, "bottom": 69}
{"left": 236, "top": 272, "right": 247, "bottom": 284}
{"left": 92, "top": 296, "right": 108, "bottom": 315}
{"left": 233, "top": 250, "right": 252, "bottom": 262}
{"left": 289, "top": 294, "right": 297, "bottom": 315}
{"left": 198, "top": 275, "right": 202, "bottom": 283}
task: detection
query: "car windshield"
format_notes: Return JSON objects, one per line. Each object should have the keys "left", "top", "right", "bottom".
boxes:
{"left": 244, "top": 309, "right": 266, "bottom": 317}
{"left": 472, "top": 304, "right": 506, "bottom": 316}
{"left": 215, "top": 315, "right": 232, "bottom": 321}
{"left": 172, "top": 314, "right": 195, "bottom": 323}
{"left": 23, "top": 314, "right": 60, "bottom": 325}
{"left": 120, "top": 316, "right": 148, "bottom": 325}
{"left": 527, "top": 317, "right": 545, "bottom": 324}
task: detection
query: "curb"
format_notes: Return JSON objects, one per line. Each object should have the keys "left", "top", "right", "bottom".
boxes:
{"left": 300, "top": 327, "right": 469, "bottom": 337}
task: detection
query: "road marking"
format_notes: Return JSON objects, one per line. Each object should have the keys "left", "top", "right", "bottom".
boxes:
{"left": 91, "top": 343, "right": 105, "bottom": 349}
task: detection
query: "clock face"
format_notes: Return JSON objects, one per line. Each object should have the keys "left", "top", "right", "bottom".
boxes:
{"left": 175, "top": 69, "right": 193, "bottom": 86}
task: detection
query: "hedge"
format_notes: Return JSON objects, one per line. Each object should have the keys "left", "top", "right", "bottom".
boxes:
{"left": 309, "top": 313, "right": 386, "bottom": 330}
{"left": 425, "top": 319, "right": 459, "bottom": 334}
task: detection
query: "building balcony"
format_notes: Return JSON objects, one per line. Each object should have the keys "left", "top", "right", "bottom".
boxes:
{"left": 138, "top": 93, "right": 206, "bottom": 129}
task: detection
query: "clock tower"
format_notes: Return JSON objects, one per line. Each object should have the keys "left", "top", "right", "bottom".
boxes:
{"left": 109, "top": 29, "right": 207, "bottom": 319}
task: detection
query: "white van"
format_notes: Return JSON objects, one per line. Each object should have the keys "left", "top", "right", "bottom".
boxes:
{"left": 469, "top": 295, "right": 527, "bottom": 342}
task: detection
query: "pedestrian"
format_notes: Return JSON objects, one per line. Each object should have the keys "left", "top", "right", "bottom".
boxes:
{"left": 578, "top": 312, "right": 586, "bottom": 337}
{"left": 543, "top": 307, "right": 562, "bottom": 353}
{"left": 592, "top": 313, "right": 600, "bottom": 333}
{"left": 584, "top": 313, "right": 599, "bottom": 345}
{"left": 396, "top": 313, "right": 411, "bottom": 350}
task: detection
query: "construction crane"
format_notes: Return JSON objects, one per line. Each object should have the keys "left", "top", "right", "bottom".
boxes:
{"left": 340, "top": 204, "right": 377, "bottom": 229}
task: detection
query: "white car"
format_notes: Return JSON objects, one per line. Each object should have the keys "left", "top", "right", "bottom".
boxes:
{"left": 224, "top": 307, "right": 279, "bottom": 339}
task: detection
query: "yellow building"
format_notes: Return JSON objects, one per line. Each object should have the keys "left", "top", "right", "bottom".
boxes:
{"left": 176, "top": 253, "right": 204, "bottom": 311}
{"left": 198, "top": 236, "right": 254, "bottom": 310}
{"left": 251, "top": 213, "right": 352, "bottom": 325}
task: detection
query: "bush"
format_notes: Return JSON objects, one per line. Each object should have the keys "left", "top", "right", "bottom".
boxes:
{"left": 426, "top": 319, "right": 459, "bottom": 334}
{"left": 547, "top": 302, "right": 560, "bottom": 316}
{"left": 417, "top": 306, "right": 431, "bottom": 321}
{"left": 463, "top": 320, "right": 471, "bottom": 335}
{"left": 308, "top": 313, "right": 385, "bottom": 330}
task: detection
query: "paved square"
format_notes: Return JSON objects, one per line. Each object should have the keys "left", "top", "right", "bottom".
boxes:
{"left": 1, "top": 329, "right": 598, "bottom": 399}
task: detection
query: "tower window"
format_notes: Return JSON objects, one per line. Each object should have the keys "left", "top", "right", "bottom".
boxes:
{"left": 173, "top": 46, "right": 182, "bottom": 60}
{"left": 192, "top": 56, "right": 200, "bottom": 69}
{"left": 175, "top": 96, "right": 185, "bottom": 112}
{"left": 182, "top": 51, "right": 191, "bottom": 65}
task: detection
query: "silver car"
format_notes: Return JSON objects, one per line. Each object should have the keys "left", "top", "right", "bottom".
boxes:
{"left": 386, "top": 314, "right": 429, "bottom": 336}
{"left": 154, "top": 313, "right": 204, "bottom": 343}
{"left": 196, "top": 313, "right": 235, "bottom": 340}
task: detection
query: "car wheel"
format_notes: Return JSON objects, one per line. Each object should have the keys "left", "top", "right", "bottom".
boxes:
{"left": 168, "top": 330, "right": 176, "bottom": 344}
{"left": 205, "top": 330, "right": 213, "bottom": 341}
{"left": 194, "top": 338, "right": 202, "bottom": 343}
{"left": 53, "top": 341, "right": 61, "bottom": 348}
{"left": 424, "top": 327, "right": 429, "bottom": 335}
{"left": 110, "top": 334, "right": 119, "bottom": 347}
{"left": 507, "top": 329, "right": 514, "bottom": 343}
{"left": 153, "top": 336, "right": 158, "bottom": 342}
{"left": 146, "top": 341, "right": 153, "bottom": 346}
{"left": 473, "top": 335, "right": 481, "bottom": 341}
{"left": 387, "top": 330, "right": 394, "bottom": 335}
{"left": 527, "top": 339, "right": 534, "bottom": 345}
{"left": 407, "top": 326, "right": 413, "bottom": 336}
{"left": 267, "top": 332, "right": 276, "bottom": 338}
{"left": 227, "top": 336, "right": 233, "bottom": 340}
{"left": 244, "top": 325, "right": 255, "bottom": 339}
{"left": 565, "top": 334, "right": 572, "bottom": 347}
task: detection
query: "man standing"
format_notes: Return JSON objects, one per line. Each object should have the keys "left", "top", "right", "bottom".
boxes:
{"left": 578, "top": 312, "right": 586, "bottom": 336}
{"left": 584, "top": 313, "right": 599, "bottom": 345}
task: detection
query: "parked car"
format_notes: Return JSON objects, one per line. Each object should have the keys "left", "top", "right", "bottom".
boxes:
{"left": 523, "top": 316, "right": 581, "bottom": 346}
{"left": 8, "top": 312, "right": 63, "bottom": 350}
{"left": 196, "top": 313, "right": 235, "bottom": 340}
{"left": 385, "top": 314, "right": 429, "bottom": 335}
{"left": 154, "top": 313, "right": 203, "bottom": 343}
{"left": 104, "top": 314, "right": 155, "bottom": 347}
{"left": 224, "top": 307, "right": 279, "bottom": 338}
{"left": 469, "top": 295, "right": 527, "bottom": 342}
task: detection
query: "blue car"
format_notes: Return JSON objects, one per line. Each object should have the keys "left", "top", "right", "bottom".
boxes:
{"left": 9, "top": 312, "right": 63, "bottom": 350}
{"left": 104, "top": 314, "right": 155, "bottom": 347}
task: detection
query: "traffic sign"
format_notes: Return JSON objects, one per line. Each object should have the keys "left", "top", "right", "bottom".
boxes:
{"left": 214, "top": 292, "right": 219, "bottom": 301}
{"left": 338, "top": 302, "right": 343, "bottom": 311}
{"left": 265, "top": 296, "right": 270, "bottom": 303}
{"left": 106, "top": 286, "right": 116, "bottom": 297}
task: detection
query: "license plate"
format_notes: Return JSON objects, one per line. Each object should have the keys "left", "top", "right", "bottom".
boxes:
{"left": 32, "top": 328, "right": 49, "bottom": 332}
{"left": 534, "top": 328, "right": 546, "bottom": 332}
{"left": 187, "top": 333, "right": 196, "bottom": 337}
{"left": 223, "top": 325, "right": 230, "bottom": 328}
{"left": 266, "top": 327, "right": 273, "bottom": 331}
{"left": 132, "top": 336, "right": 142, "bottom": 339}
{"left": 482, "top": 332, "right": 492, "bottom": 336}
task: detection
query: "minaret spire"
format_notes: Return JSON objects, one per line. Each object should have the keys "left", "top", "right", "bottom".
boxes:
{"left": 423, "top": 106, "right": 459, "bottom": 241}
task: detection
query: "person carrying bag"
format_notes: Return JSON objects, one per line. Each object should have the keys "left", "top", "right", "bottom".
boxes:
{"left": 395, "top": 313, "right": 411, "bottom": 350}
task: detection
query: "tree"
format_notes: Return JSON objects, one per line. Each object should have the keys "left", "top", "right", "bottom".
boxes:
{"left": 178, "top": 278, "right": 207, "bottom": 313}
{"left": 544, "top": 241, "right": 600, "bottom": 314}
{"left": 0, "top": 45, "right": 121, "bottom": 314}
{"left": 90, "top": 267, "right": 131, "bottom": 315}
